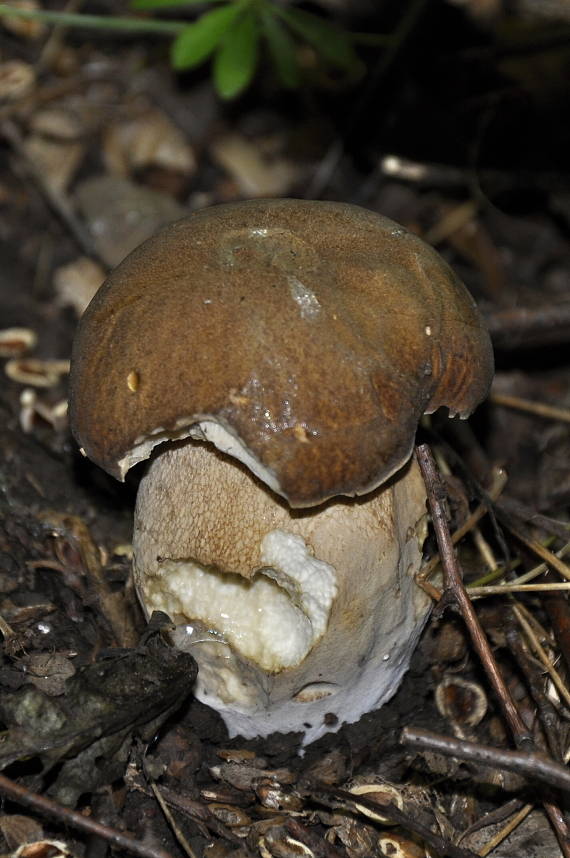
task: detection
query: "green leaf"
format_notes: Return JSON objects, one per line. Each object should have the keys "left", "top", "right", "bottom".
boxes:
{"left": 171, "top": 2, "right": 243, "bottom": 71}
{"left": 261, "top": 9, "right": 299, "bottom": 89}
{"left": 276, "top": 7, "right": 360, "bottom": 73}
{"left": 213, "top": 9, "right": 259, "bottom": 99}
{"left": 132, "top": 0, "right": 227, "bottom": 9}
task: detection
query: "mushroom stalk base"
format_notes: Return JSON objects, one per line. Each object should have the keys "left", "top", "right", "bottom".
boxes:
{"left": 133, "top": 439, "right": 430, "bottom": 745}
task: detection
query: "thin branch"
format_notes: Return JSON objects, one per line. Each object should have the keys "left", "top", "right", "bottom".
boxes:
{"left": 150, "top": 782, "right": 198, "bottom": 858}
{"left": 498, "top": 516, "right": 570, "bottom": 582}
{"left": 470, "top": 539, "right": 570, "bottom": 591}
{"left": 477, "top": 803, "right": 533, "bottom": 857}
{"left": 491, "top": 391, "right": 570, "bottom": 425}
{"left": 401, "top": 728, "right": 570, "bottom": 793}
{"left": 486, "top": 304, "right": 570, "bottom": 350}
{"left": 0, "top": 773, "right": 176, "bottom": 858}
{"left": 512, "top": 604, "right": 570, "bottom": 711}
{"left": 540, "top": 568, "right": 570, "bottom": 679}
{"left": 469, "top": 582, "right": 570, "bottom": 595}
{"left": 506, "top": 623, "right": 562, "bottom": 760}
{"left": 415, "top": 444, "right": 531, "bottom": 747}
{"left": 417, "top": 465, "right": 507, "bottom": 596}
{"left": 497, "top": 496, "right": 570, "bottom": 542}
{"left": 415, "top": 443, "right": 570, "bottom": 857}
{"left": 0, "top": 4, "right": 184, "bottom": 34}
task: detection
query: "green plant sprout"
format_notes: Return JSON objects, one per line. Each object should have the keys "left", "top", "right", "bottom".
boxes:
{"left": 0, "top": 0, "right": 388, "bottom": 99}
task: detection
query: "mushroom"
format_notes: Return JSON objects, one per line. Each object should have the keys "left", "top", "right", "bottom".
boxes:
{"left": 69, "top": 199, "right": 493, "bottom": 744}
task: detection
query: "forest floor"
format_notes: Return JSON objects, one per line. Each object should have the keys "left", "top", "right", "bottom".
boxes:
{"left": 1, "top": 2, "right": 570, "bottom": 856}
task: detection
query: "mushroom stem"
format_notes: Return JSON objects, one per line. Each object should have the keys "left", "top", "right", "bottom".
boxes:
{"left": 133, "top": 437, "right": 430, "bottom": 743}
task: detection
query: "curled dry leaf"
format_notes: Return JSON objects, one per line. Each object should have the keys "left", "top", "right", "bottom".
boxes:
{"left": 216, "top": 748, "right": 259, "bottom": 763}
{"left": 378, "top": 831, "right": 425, "bottom": 857}
{"left": 18, "top": 651, "right": 76, "bottom": 696}
{"left": 256, "top": 779, "right": 304, "bottom": 812}
{"left": 328, "top": 816, "right": 379, "bottom": 858}
{"left": 211, "top": 761, "right": 296, "bottom": 792}
{"left": 348, "top": 779, "right": 404, "bottom": 824}
{"left": 20, "top": 388, "right": 68, "bottom": 433}
{"left": 6, "top": 358, "right": 70, "bottom": 387}
{"left": 0, "top": 60, "right": 36, "bottom": 102}
{"left": 103, "top": 107, "right": 196, "bottom": 177}
{"left": 30, "top": 108, "right": 85, "bottom": 142}
{"left": 257, "top": 825, "right": 315, "bottom": 858}
{"left": 0, "top": 0, "right": 46, "bottom": 39}
{"left": 206, "top": 803, "right": 252, "bottom": 828}
{"left": 0, "top": 814, "right": 44, "bottom": 852}
{"left": 23, "top": 135, "right": 84, "bottom": 195}
{"left": 301, "top": 748, "right": 348, "bottom": 787}
{"left": 14, "top": 841, "right": 72, "bottom": 858}
{"left": 435, "top": 675, "right": 488, "bottom": 735}
{"left": 0, "top": 327, "right": 37, "bottom": 358}
{"left": 74, "top": 175, "right": 186, "bottom": 267}
{"left": 53, "top": 257, "right": 106, "bottom": 317}
{"left": 211, "top": 132, "right": 303, "bottom": 197}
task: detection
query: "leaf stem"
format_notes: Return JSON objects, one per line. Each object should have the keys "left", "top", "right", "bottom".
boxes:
{"left": 0, "top": 4, "right": 185, "bottom": 35}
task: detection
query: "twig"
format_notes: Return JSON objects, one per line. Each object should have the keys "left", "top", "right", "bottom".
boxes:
{"left": 318, "top": 787, "right": 478, "bottom": 858}
{"left": 0, "top": 773, "right": 176, "bottom": 858}
{"left": 128, "top": 775, "right": 242, "bottom": 846}
{"left": 516, "top": 602, "right": 556, "bottom": 649}
{"left": 497, "top": 496, "right": 570, "bottom": 542}
{"left": 0, "top": 4, "right": 183, "bottom": 34}
{"left": 469, "top": 538, "right": 570, "bottom": 590}
{"left": 477, "top": 803, "right": 533, "bottom": 857}
{"left": 0, "top": 613, "right": 15, "bottom": 639}
{"left": 416, "top": 466, "right": 507, "bottom": 596}
{"left": 491, "top": 391, "right": 570, "bottom": 425}
{"left": 490, "top": 504, "right": 570, "bottom": 677}
{"left": 458, "top": 797, "right": 526, "bottom": 841}
{"left": 506, "top": 623, "right": 562, "bottom": 760}
{"left": 485, "top": 304, "right": 570, "bottom": 350}
{"left": 416, "top": 444, "right": 531, "bottom": 746}
{"left": 150, "top": 782, "right": 198, "bottom": 858}
{"left": 499, "top": 517, "right": 570, "bottom": 582}
{"left": 401, "top": 728, "right": 570, "bottom": 793}
{"left": 415, "top": 443, "right": 570, "bottom": 857}
{"left": 469, "top": 582, "right": 570, "bottom": 595}
{"left": 541, "top": 568, "right": 570, "bottom": 678}
{"left": 512, "top": 604, "right": 570, "bottom": 711}
{"left": 378, "top": 153, "right": 570, "bottom": 195}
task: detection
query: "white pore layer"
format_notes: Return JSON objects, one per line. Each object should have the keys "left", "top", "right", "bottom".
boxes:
{"left": 119, "top": 418, "right": 282, "bottom": 493}
{"left": 142, "top": 529, "right": 337, "bottom": 672}
{"left": 122, "top": 418, "right": 412, "bottom": 504}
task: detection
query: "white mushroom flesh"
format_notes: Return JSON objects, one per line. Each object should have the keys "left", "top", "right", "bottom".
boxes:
{"left": 142, "top": 530, "right": 336, "bottom": 672}
{"left": 133, "top": 427, "right": 430, "bottom": 744}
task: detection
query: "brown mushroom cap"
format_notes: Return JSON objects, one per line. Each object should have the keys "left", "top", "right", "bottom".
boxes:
{"left": 69, "top": 199, "right": 493, "bottom": 507}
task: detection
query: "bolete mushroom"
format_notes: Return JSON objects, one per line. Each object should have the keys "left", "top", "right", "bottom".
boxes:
{"left": 69, "top": 199, "right": 493, "bottom": 744}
